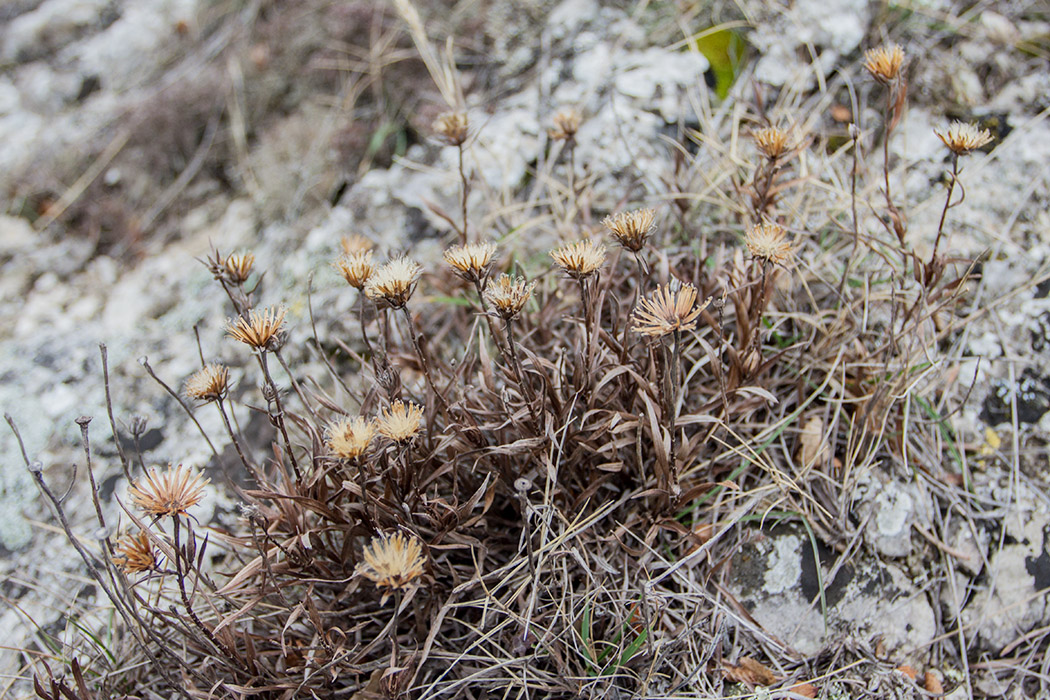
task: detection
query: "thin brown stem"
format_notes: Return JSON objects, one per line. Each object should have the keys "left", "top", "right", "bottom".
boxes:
{"left": 931, "top": 154, "right": 959, "bottom": 262}
{"left": 257, "top": 351, "right": 303, "bottom": 483}
{"left": 401, "top": 305, "right": 451, "bottom": 415}
{"left": 458, "top": 144, "right": 469, "bottom": 244}
{"left": 215, "top": 397, "right": 262, "bottom": 483}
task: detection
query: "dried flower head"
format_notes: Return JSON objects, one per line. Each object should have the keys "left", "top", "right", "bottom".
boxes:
{"left": 364, "top": 257, "right": 422, "bottom": 308}
{"left": 223, "top": 253, "right": 255, "bottom": 285}
{"left": 634, "top": 282, "right": 706, "bottom": 338}
{"left": 602, "top": 208, "right": 656, "bottom": 253}
{"left": 752, "top": 126, "right": 790, "bottom": 160}
{"left": 549, "top": 108, "right": 582, "bottom": 142}
{"left": 934, "top": 121, "right": 994, "bottom": 156}
{"left": 550, "top": 239, "right": 607, "bottom": 279}
{"left": 745, "top": 222, "right": 792, "bottom": 265}
{"left": 184, "top": 364, "right": 229, "bottom": 403}
{"left": 863, "top": 44, "right": 905, "bottom": 85}
{"left": 129, "top": 464, "right": 209, "bottom": 518}
{"left": 226, "top": 306, "right": 287, "bottom": 351}
{"left": 333, "top": 250, "right": 376, "bottom": 290}
{"left": 356, "top": 532, "right": 425, "bottom": 600}
{"left": 484, "top": 274, "right": 535, "bottom": 320}
{"left": 340, "top": 234, "right": 374, "bottom": 255}
{"left": 376, "top": 400, "right": 424, "bottom": 443}
{"left": 433, "top": 111, "right": 469, "bottom": 146}
{"left": 327, "top": 416, "right": 376, "bottom": 460}
{"left": 113, "top": 530, "right": 156, "bottom": 573}
{"left": 443, "top": 242, "right": 497, "bottom": 284}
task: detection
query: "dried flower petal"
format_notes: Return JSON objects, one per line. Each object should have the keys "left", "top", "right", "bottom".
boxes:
{"left": 549, "top": 108, "right": 582, "bottom": 141}
{"left": 357, "top": 532, "right": 426, "bottom": 601}
{"left": 550, "top": 239, "right": 606, "bottom": 279}
{"left": 364, "top": 258, "right": 422, "bottom": 308}
{"left": 602, "top": 208, "right": 655, "bottom": 253}
{"left": 863, "top": 44, "right": 905, "bottom": 85}
{"left": 113, "top": 530, "right": 156, "bottom": 573}
{"left": 327, "top": 416, "right": 376, "bottom": 460}
{"left": 340, "top": 234, "right": 374, "bottom": 255}
{"left": 223, "top": 253, "right": 255, "bottom": 285}
{"left": 484, "top": 274, "right": 535, "bottom": 320}
{"left": 129, "top": 464, "right": 209, "bottom": 518}
{"left": 752, "top": 126, "right": 790, "bottom": 160}
{"left": 184, "top": 364, "right": 229, "bottom": 403}
{"left": 443, "top": 243, "right": 497, "bottom": 284}
{"left": 433, "top": 111, "right": 469, "bottom": 146}
{"left": 634, "top": 282, "right": 706, "bottom": 338}
{"left": 745, "top": 222, "right": 792, "bottom": 266}
{"left": 376, "top": 400, "right": 424, "bottom": 443}
{"left": 226, "top": 306, "right": 287, "bottom": 351}
{"left": 934, "top": 121, "right": 994, "bottom": 156}
{"left": 333, "top": 251, "right": 376, "bottom": 290}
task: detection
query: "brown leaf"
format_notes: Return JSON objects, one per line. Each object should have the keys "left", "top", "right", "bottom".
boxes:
{"left": 896, "top": 665, "right": 917, "bottom": 681}
{"left": 788, "top": 681, "right": 818, "bottom": 698}
{"left": 724, "top": 657, "right": 779, "bottom": 686}
{"left": 924, "top": 670, "right": 944, "bottom": 694}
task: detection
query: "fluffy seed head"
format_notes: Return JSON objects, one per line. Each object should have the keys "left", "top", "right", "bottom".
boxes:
{"left": 745, "top": 222, "right": 792, "bottom": 265}
{"left": 934, "top": 121, "right": 994, "bottom": 156}
{"left": 549, "top": 108, "right": 582, "bottom": 141}
{"left": 113, "top": 530, "right": 156, "bottom": 573}
{"left": 433, "top": 111, "right": 469, "bottom": 146}
{"left": 443, "top": 243, "right": 497, "bottom": 284}
{"left": 484, "top": 274, "right": 535, "bottom": 320}
{"left": 129, "top": 464, "right": 209, "bottom": 518}
{"left": 634, "top": 282, "right": 707, "bottom": 338}
{"left": 327, "top": 416, "right": 376, "bottom": 460}
{"left": 356, "top": 532, "right": 426, "bottom": 601}
{"left": 550, "top": 239, "right": 607, "bottom": 279}
{"left": 752, "top": 126, "right": 790, "bottom": 160}
{"left": 364, "top": 257, "right": 422, "bottom": 308}
{"left": 340, "top": 234, "right": 374, "bottom": 255}
{"left": 602, "top": 208, "right": 656, "bottom": 253}
{"left": 863, "top": 44, "right": 905, "bottom": 85}
{"left": 223, "top": 253, "right": 255, "bottom": 285}
{"left": 376, "top": 400, "right": 424, "bottom": 443}
{"left": 184, "top": 364, "right": 229, "bottom": 403}
{"left": 226, "top": 306, "right": 287, "bottom": 351}
{"left": 333, "top": 251, "right": 376, "bottom": 290}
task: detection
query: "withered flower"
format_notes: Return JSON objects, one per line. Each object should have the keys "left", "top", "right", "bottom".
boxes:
{"left": 433, "top": 111, "right": 469, "bottom": 146}
{"left": 333, "top": 250, "right": 376, "bottom": 290}
{"left": 226, "top": 306, "right": 287, "bottom": 351}
{"left": 863, "top": 44, "right": 905, "bottom": 85}
{"left": 340, "top": 234, "right": 374, "bottom": 255}
{"left": 550, "top": 239, "right": 606, "bottom": 279}
{"left": 357, "top": 532, "right": 426, "bottom": 602}
{"left": 364, "top": 257, "right": 422, "bottom": 309}
{"left": 634, "top": 282, "right": 707, "bottom": 338}
{"left": 129, "top": 464, "right": 209, "bottom": 518}
{"left": 745, "top": 222, "right": 792, "bottom": 266}
{"left": 934, "top": 121, "right": 994, "bottom": 156}
{"left": 484, "top": 274, "right": 535, "bottom": 320}
{"left": 184, "top": 364, "right": 229, "bottom": 403}
{"left": 752, "top": 126, "right": 790, "bottom": 160}
{"left": 223, "top": 253, "right": 255, "bottom": 285}
{"left": 327, "top": 416, "right": 376, "bottom": 460}
{"left": 602, "top": 208, "right": 656, "bottom": 253}
{"left": 444, "top": 242, "right": 497, "bottom": 284}
{"left": 376, "top": 400, "right": 424, "bottom": 443}
{"left": 113, "top": 530, "right": 156, "bottom": 573}
{"left": 549, "top": 108, "right": 582, "bottom": 142}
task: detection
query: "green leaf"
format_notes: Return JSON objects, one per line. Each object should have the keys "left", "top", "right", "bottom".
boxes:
{"left": 691, "top": 27, "right": 747, "bottom": 100}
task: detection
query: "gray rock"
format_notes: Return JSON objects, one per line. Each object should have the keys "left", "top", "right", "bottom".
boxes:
{"left": 727, "top": 526, "right": 936, "bottom": 658}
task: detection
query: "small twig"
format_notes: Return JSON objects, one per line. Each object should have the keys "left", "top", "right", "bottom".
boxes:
{"left": 140, "top": 357, "right": 218, "bottom": 457}
{"left": 100, "top": 344, "right": 132, "bottom": 481}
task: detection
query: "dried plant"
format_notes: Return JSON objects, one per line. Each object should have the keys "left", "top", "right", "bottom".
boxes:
{"left": 128, "top": 464, "right": 209, "bottom": 518}
{"left": 364, "top": 257, "right": 422, "bottom": 309}
{"left": 225, "top": 306, "right": 287, "bottom": 351}
{"left": 183, "top": 363, "right": 229, "bottom": 403}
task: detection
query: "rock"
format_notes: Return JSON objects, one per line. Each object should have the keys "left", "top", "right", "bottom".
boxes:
{"left": 726, "top": 526, "right": 937, "bottom": 658}
{"left": 961, "top": 479, "right": 1050, "bottom": 651}
{"left": 854, "top": 472, "right": 931, "bottom": 558}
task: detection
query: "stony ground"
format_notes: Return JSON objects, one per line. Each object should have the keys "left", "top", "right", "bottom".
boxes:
{"left": 2, "top": 0, "right": 1049, "bottom": 697}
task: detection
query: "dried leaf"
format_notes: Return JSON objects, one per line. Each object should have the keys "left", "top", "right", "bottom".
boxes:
{"left": 724, "top": 656, "right": 779, "bottom": 686}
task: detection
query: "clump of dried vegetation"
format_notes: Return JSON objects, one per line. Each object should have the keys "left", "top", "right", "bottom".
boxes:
{"left": 7, "top": 10, "right": 1031, "bottom": 699}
